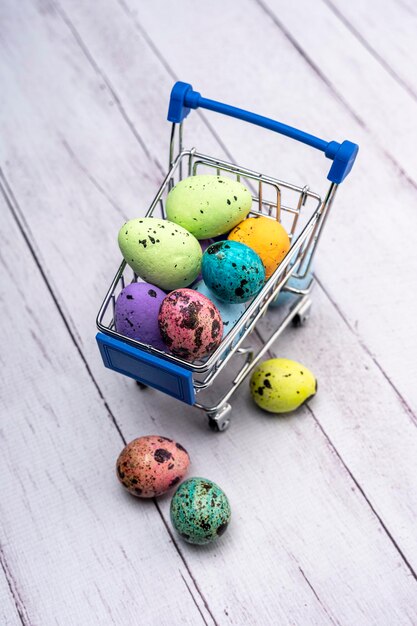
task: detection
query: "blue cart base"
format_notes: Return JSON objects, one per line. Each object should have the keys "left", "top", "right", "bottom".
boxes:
{"left": 96, "top": 333, "right": 195, "bottom": 405}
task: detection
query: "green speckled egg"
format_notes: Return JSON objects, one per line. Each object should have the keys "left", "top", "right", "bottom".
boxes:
{"left": 170, "top": 477, "right": 231, "bottom": 544}
{"left": 166, "top": 175, "right": 252, "bottom": 239}
{"left": 250, "top": 358, "right": 317, "bottom": 413}
{"left": 118, "top": 217, "right": 202, "bottom": 291}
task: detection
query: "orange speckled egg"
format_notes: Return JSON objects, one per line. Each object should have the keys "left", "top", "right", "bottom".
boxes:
{"left": 116, "top": 436, "right": 190, "bottom": 498}
{"left": 228, "top": 216, "right": 290, "bottom": 279}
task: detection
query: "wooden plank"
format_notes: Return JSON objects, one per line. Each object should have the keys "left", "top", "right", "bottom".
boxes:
{"left": 2, "top": 1, "right": 417, "bottom": 624}
{"left": 324, "top": 0, "right": 417, "bottom": 99}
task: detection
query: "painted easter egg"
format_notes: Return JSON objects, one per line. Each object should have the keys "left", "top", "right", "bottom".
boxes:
{"left": 228, "top": 215, "right": 290, "bottom": 279}
{"left": 116, "top": 435, "right": 190, "bottom": 498}
{"left": 202, "top": 240, "right": 265, "bottom": 303}
{"left": 165, "top": 175, "right": 252, "bottom": 239}
{"left": 193, "top": 280, "right": 246, "bottom": 337}
{"left": 114, "top": 282, "right": 166, "bottom": 350}
{"left": 250, "top": 358, "right": 317, "bottom": 413}
{"left": 118, "top": 217, "right": 202, "bottom": 291}
{"left": 170, "top": 477, "right": 231, "bottom": 544}
{"left": 158, "top": 289, "right": 223, "bottom": 361}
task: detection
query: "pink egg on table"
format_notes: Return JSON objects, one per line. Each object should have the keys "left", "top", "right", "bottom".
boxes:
{"left": 158, "top": 288, "right": 223, "bottom": 361}
{"left": 116, "top": 435, "right": 190, "bottom": 498}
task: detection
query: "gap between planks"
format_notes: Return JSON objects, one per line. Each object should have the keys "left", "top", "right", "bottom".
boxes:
{"left": 0, "top": 546, "right": 28, "bottom": 626}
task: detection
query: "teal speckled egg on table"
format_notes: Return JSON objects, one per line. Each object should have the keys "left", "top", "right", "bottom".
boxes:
{"left": 170, "top": 477, "right": 231, "bottom": 544}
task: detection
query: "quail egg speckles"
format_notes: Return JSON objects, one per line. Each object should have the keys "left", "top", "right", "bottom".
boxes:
{"left": 170, "top": 477, "right": 231, "bottom": 544}
{"left": 202, "top": 240, "right": 265, "bottom": 303}
{"left": 250, "top": 358, "right": 317, "bottom": 413}
{"left": 116, "top": 436, "right": 190, "bottom": 498}
{"left": 158, "top": 288, "right": 223, "bottom": 361}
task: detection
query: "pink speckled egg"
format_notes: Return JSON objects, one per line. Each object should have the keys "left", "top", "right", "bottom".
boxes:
{"left": 116, "top": 436, "right": 190, "bottom": 498}
{"left": 158, "top": 288, "right": 223, "bottom": 361}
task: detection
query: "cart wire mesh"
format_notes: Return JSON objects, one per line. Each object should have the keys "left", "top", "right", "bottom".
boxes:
{"left": 97, "top": 144, "right": 336, "bottom": 394}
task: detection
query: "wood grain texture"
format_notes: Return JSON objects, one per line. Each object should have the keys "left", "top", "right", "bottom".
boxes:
{"left": 325, "top": 0, "right": 417, "bottom": 99}
{"left": 2, "top": 0, "right": 417, "bottom": 624}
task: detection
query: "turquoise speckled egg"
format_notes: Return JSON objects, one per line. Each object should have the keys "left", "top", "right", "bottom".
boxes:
{"left": 170, "top": 477, "right": 231, "bottom": 544}
{"left": 202, "top": 240, "right": 265, "bottom": 303}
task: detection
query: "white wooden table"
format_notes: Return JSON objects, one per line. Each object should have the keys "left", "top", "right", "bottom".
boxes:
{"left": 1, "top": 1, "right": 417, "bottom": 624}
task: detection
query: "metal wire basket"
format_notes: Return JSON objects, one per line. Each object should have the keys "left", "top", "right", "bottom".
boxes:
{"left": 96, "top": 82, "right": 358, "bottom": 431}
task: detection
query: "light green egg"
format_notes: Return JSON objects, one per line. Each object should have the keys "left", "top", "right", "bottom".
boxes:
{"left": 118, "top": 217, "right": 202, "bottom": 291}
{"left": 165, "top": 175, "right": 252, "bottom": 239}
{"left": 250, "top": 358, "right": 317, "bottom": 413}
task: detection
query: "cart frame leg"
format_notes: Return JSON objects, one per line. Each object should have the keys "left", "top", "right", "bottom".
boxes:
{"left": 194, "top": 292, "right": 313, "bottom": 431}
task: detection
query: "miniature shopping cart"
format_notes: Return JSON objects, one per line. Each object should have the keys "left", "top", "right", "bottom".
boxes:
{"left": 96, "top": 81, "right": 358, "bottom": 431}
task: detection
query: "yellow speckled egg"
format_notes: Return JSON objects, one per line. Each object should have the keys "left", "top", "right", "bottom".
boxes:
{"left": 228, "top": 216, "right": 290, "bottom": 279}
{"left": 250, "top": 358, "right": 316, "bottom": 413}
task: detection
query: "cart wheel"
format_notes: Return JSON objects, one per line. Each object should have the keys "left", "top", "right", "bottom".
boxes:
{"left": 292, "top": 300, "right": 312, "bottom": 327}
{"left": 292, "top": 312, "right": 309, "bottom": 327}
{"left": 136, "top": 381, "right": 148, "bottom": 389}
{"left": 207, "top": 403, "right": 232, "bottom": 432}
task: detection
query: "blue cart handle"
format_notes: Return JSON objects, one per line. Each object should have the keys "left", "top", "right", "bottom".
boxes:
{"left": 168, "top": 81, "right": 358, "bottom": 184}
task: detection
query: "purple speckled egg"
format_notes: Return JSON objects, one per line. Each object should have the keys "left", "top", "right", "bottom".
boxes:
{"left": 115, "top": 282, "right": 166, "bottom": 350}
{"left": 158, "top": 288, "right": 223, "bottom": 361}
